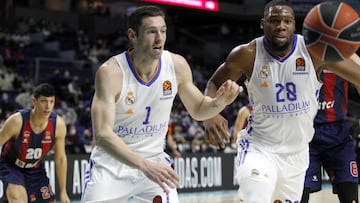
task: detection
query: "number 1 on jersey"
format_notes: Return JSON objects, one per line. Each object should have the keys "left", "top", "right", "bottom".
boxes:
{"left": 143, "top": 106, "right": 151, "bottom": 124}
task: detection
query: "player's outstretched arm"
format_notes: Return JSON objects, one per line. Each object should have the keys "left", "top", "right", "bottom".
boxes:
{"left": 172, "top": 53, "right": 241, "bottom": 121}
{"left": 324, "top": 53, "right": 360, "bottom": 94}
{"left": 349, "top": 53, "right": 360, "bottom": 93}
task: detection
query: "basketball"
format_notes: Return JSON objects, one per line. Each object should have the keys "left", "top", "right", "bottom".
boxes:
{"left": 302, "top": 1, "right": 360, "bottom": 61}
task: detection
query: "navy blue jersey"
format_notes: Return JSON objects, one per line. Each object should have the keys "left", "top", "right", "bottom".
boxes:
{"left": 315, "top": 70, "right": 348, "bottom": 124}
{"left": 305, "top": 69, "right": 358, "bottom": 191}
{"left": 1, "top": 109, "right": 57, "bottom": 169}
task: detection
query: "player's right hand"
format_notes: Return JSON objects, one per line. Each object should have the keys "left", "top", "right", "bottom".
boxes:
{"left": 203, "top": 114, "right": 230, "bottom": 148}
{"left": 215, "top": 80, "right": 242, "bottom": 106}
{"left": 141, "top": 160, "right": 179, "bottom": 193}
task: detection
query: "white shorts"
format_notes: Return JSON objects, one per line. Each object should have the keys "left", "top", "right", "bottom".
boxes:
{"left": 236, "top": 140, "right": 309, "bottom": 203}
{"left": 81, "top": 149, "right": 179, "bottom": 203}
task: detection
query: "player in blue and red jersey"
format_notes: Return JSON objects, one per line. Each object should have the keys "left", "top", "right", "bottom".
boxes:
{"left": 0, "top": 83, "right": 70, "bottom": 203}
{"left": 301, "top": 69, "right": 359, "bottom": 203}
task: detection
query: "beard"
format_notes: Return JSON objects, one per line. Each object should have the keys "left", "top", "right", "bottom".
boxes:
{"left": 270, "top": 39, "right": 291, "bottom": 52}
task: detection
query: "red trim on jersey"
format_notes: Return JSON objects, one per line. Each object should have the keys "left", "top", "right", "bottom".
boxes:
{"left": 38, "top": 117, "right": 56, "bottom": 166}
{"left": 342, "top": 80, "right": 348, "bottom": 116}
{"left": 323, "top": 72, "right": 336, "bottom": 122}
{"left": 1, "top": 139, "right": 13, "bottom": 157}
{"left": 19, "top": 120, "right": 32, "bottom": 162}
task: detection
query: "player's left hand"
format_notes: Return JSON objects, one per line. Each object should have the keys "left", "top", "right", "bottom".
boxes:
{"left": 141, "top": 160, "right": 179, "bottom": 193}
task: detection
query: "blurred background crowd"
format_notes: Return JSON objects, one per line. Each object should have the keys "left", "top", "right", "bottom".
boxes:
{"left": 0, "top": 0, "right": 359, "bottom": 158}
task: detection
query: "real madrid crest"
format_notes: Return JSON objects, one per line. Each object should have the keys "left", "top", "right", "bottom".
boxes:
{"left": 259, "top": 65, "right": 269, "bottom": 78}
{"left": 125, "top": 91, "right": 135, "bottom": 105}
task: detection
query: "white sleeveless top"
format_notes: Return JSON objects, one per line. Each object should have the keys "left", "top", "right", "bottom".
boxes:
{"left": 244, "top": 34, "right": 322, "bottom": 154}
{"left": 92, "top": 50, "right": 178, "bottom": 158}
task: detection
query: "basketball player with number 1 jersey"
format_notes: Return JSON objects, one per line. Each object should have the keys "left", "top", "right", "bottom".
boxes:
{"left": 82, "top": 50, "right": 179, "bottom": 202}
{"left": 81, "top": 5, "right": 241, "bottom": 203}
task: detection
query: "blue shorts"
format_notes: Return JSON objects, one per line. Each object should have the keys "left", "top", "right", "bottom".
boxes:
{"left": 0, "top": 160, "right": 55, "bottom": 203}
{"left": 304, "top": 120, "right": 358, "bottom": 192}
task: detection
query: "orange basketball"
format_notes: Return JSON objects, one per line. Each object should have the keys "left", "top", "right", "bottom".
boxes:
{"left": 302, "top": 1, "right": 360, "bottom": 61}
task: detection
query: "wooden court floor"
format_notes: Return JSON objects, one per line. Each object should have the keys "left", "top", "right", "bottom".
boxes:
{"left": 72, "top": 186, "right": 360, "bottom": 202}
{"left": 178, "top": 188, "right": 358, "bottom": 203}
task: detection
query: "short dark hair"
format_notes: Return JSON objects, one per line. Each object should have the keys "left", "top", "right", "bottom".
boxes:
{"left": 264, "top": 0, "right": 294, "bottom": 16}
{"left": 33, "top": 83, "right": 55, "bottom": 98}
{"left": 128, "top": 5, "right": 165, "bottom": 34}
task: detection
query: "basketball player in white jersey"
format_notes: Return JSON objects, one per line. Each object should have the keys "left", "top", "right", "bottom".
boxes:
{"left": 81, "top": 5, "right": 241, "bottom": 203}
{"left": 203, "top": 0, "right": 360, "bottom": 202}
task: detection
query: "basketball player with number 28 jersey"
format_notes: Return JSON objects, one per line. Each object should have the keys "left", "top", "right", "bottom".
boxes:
{"left": 203, "top": 0, "right": 360, "bottom": 202}
{"left": 235, "top": 34, "right": 321, "bottom": 201}
{"left": 81, "top": 5, "right": 241, "bottom": 203}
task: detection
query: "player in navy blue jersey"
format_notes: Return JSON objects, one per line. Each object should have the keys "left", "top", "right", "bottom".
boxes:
{"left": 0, "top": 83, "right": 70, "bottom": 203}
{"left": 301, "top": 69, "right": 359, "bottom": 203}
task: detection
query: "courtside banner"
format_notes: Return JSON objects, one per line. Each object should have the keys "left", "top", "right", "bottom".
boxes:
{"left": 173, "top": 153, "right": 238, "bottom": 192}
{"left": 0, "top": 153, "right": 238, "bottom": 200}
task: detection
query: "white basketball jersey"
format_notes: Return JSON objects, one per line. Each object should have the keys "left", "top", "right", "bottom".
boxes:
{"left": 244, "top": 34, "right": 322, "bottom": 154}
{"left": 92, "top": 50, "right": 178, "bottom": 158}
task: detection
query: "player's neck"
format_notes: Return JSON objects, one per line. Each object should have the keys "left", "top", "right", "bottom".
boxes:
{"left": 129, "top": 50, "right": 159, "bottom": 82}
{"left": 266, "top": 44, "right": 292, "bottom": 59}
{"left": 30, "top": 109, "right": 49, "bottom": 132}
{"left": 264, "top": 38, "right": 294, "bottom": 60}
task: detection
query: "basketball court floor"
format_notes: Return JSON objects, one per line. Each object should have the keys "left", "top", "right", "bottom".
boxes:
{"left": 72, "top": 184, "right": 360, "bottom": 203}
